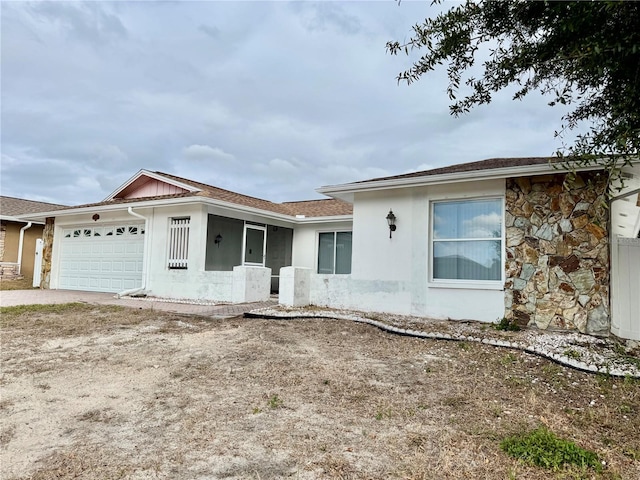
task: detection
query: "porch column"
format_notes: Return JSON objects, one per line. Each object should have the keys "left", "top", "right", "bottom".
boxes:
{"left": 232, "top": 266, "right": 271, "bottom": 303}
{"left": 279, "top": 266, "right": 311, "bottom": 307}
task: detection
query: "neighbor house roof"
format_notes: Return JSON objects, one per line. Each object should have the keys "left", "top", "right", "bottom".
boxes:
{"left": 0, "top": 196, "right": 67, "bottom": 219}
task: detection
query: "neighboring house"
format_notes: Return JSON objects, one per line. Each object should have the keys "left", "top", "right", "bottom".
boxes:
{"left": 21, "top": 158, "right": 640, "bottom": 340}
{"left": 0, "top": 196, "right": 67, "bottom": 280}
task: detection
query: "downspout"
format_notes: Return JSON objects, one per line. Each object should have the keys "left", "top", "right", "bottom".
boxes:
{"left": 17, "top": 222, "right": 33, "bottom": 275}
{"left": 117, "top": 207, "right": 149, "bottom": 298}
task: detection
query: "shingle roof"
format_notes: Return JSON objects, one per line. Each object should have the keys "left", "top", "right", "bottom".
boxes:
{"left": 37, "top": 172, "right": 352, "bottom": 218}
{"left": 154, "top": 171, "right": 293, "bottom": 215}
{"left": 282, "top": 199, "right": 353, "bottom": 217}
{"left": 352, "top": 157, "right": 558, "bottom": 184}
{"left": 0, "top": 196, "right": 68, "bottom": 217}
{"left": 156, "top": 172, "right": 352, "bottom": 217}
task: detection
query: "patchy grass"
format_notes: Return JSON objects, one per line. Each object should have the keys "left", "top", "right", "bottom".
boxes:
{"left": 501, "top": 426, "right": 602, "bottom": 472}
{"left": 0, "top": 277, "right": 35, "bottom": 291}
{"left": 0, "top": 302, "right": 88, "bottom": 318}
{"left": 1, "top": 305, "right": 639, "bottom": 479}
{"left": 0, "top": 303, "right": 156, "bottom": 337}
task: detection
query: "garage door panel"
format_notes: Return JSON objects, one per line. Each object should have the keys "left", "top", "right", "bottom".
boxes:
{"left": 59, "top": 223, "right": 144, "bottom": 293}
{"left": 122, "top": 278, "right": 137, "bottom": 290}
{"left": 124, "top": 261, "right": 137, "bottom": 272}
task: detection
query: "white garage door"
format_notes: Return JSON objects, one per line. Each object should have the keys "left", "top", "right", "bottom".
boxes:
{"left": 59, "top": 223, "right": 144, "bottom": 293}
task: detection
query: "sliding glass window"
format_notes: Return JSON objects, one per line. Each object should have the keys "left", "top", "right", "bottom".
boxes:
{"left": 318, "top": 232, "right": 352, "bottom": 274}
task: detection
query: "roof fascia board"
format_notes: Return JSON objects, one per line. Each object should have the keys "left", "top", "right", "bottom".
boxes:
{"left": 317, "top": 163, "right": 604, "bottom": 196}
{"left": 611, "top": 186, "right": 640, "bottom": 202}
{"left": 200, "top": 198, "right": 300, "bottom": 223}
{"left": 294, "top": 215, "right": 353, "bottom": 224}
{"left": 102, "top": 169, "right": 201, "bottom": 201}
{"left": 18, "top": 196, "right": 351, "bottom": 225}
{"left": 19, "top": 196, "right": 205, "bottom": 221}
{"left": 195, "top": 198, "right": 353, "bottom": 224}
{"left": 1, "top": 215, "right": 44, "bottom": 224}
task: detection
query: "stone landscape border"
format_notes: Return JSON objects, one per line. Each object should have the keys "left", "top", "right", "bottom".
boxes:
{"left": 246, "top": 306, "right": 640, "bottom": 379}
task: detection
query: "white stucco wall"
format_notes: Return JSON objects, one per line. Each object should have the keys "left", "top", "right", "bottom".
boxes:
{"left": 143, "top": 204, "right": 210, "bottom": 299}
{"left": 311, "top": 180, "right": 506, "bottom": 322}
{"left": 291, "top": 220, "right": 354, "bottom": 271}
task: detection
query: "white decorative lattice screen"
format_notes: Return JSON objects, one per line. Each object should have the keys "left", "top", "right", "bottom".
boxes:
{"left": 168, "top": 217, "right": 190, "bottom": 269}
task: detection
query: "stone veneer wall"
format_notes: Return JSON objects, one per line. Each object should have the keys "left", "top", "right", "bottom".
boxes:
{"left": 504, "top": 172, "right": 610, "bottom": 335}
{"left": 0, "top": 263, "right": 22, "bottom": 280}
{"left": 40, "top": 217, "right": 55, "bottom": 289}
{"left": 0, "top": 221, "right": 6, "bottom": 261}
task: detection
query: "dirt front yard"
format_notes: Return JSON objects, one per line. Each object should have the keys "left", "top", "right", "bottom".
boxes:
{"left": 1, "top": 304, "right": 639, "bottom": 479}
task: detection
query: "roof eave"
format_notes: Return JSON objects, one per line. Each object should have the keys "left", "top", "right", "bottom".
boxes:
{"left": 317, "top": 162, "right": 604, "bottom": 197}
{"left": 1, "top": 215, "right": 44, "bottom": 224}
{"left": 17, "top": 195, "right": 350, "bottom": 224}
{"left": 294, "top": 214, "right": 353, "bottom": 224}
{"left": 18, "top": 196, "right": 205, "bottom": 222}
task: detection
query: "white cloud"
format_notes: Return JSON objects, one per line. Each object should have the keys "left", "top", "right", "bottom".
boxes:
{"left": 96, "top": 144, "right": 128, "bottom": 163}
{"left": 1, "top": 1, "right": 576, "bottom": 206}
{"left": 183, "top": 145, "right": 235, "bottom": 162}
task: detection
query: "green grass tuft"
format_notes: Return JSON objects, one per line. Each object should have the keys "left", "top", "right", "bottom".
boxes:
{"left": 500, "top": 426, "right": 602, "bottom": 472}
{"left": 267, "top": 394, "right": 283, "bottom": 409}
{"left": 493, "top": 317, "right": 521, "bottom": 332}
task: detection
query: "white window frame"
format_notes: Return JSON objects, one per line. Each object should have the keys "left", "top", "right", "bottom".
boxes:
{"left": 429, "top": 196, "right": 504, "bottom": 289}
{"left": 168, "top": 217, "right": 190, "bottom": 269}
{"left": 316, "top": 230, "right": 352, "bottom": 275}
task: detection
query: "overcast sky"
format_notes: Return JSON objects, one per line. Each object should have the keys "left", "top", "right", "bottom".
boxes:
{"left": 1, "top": 1, "right": 574, "bottom": 207}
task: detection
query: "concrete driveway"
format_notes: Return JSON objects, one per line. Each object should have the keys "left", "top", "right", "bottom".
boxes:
{"left": 0, "top": 289, "right": 276, "bottom": 318}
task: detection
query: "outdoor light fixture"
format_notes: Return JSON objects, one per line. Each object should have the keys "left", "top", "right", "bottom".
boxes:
{"left": 386, "top": 209, "right": 397, "bottom": 238}
{"left": 92, "top": 214, "right": 100, "bottom": 222}
{"left": 214, "top": 234, "right": 223, "bottom": 247}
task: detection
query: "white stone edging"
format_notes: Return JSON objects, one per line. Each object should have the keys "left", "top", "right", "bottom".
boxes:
{"left": 245, "top": 307, "right": 640, "bottom": 379}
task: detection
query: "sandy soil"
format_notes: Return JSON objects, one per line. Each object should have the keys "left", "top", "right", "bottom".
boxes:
{"left": 1, "top": 304, "right": 639, "bottom": 479}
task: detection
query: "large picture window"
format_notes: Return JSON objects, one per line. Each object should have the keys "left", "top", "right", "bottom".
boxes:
{"left": 432, "top": 199, "right": 502, "bottom": 281}
{"left": 318, "top": 231, "right": 352, "bottom": 274}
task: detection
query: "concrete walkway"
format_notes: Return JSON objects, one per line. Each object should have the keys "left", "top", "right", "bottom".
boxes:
{"left": 0, "top": 289, "right": 276, "bottom": 318}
